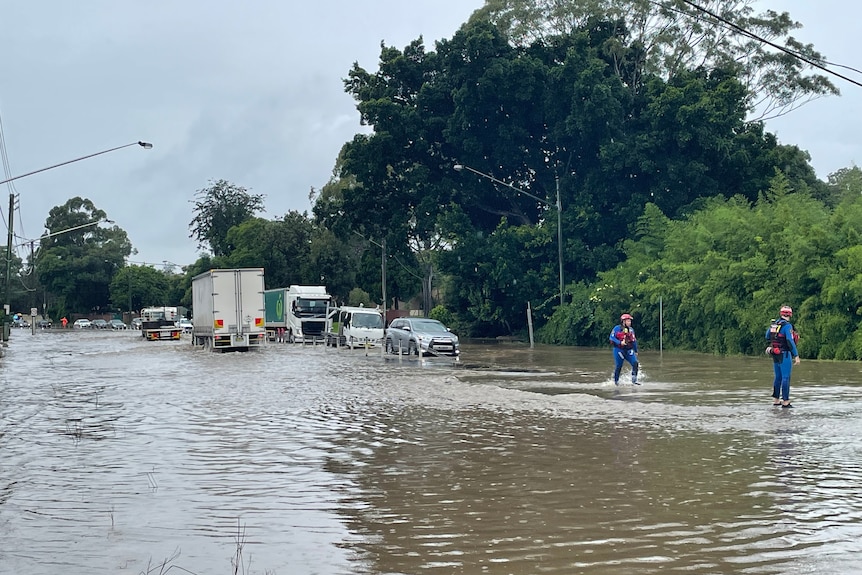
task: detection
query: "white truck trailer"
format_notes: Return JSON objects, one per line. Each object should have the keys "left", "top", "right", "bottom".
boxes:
{"left": 325, "top": 306, "right": 385, "bottom": 348}
{"left": 191, "top": 268, "right": 266, "bottom": 351}
{"left": 285, "top": 285, "right": 331, "bottom": 343}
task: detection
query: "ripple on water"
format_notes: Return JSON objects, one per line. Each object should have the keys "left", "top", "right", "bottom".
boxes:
{"left": 3, "top": 335, "right": 862, "bottom": 574}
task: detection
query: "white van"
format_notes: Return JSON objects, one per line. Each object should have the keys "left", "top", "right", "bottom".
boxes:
{"left": 326, "top": 306, "right": 384, "bottom": 348}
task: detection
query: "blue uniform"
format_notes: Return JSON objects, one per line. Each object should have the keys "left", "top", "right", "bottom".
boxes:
{"left": 609, "top": 324, "right": 639, "bottom": 385}
{"left": 766, "top": 319, "right": 798, "bottom": 402}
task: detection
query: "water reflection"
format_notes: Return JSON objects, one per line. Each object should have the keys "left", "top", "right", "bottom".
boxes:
{"left": 1, "top": 333, "right": 862, "bottom": 574}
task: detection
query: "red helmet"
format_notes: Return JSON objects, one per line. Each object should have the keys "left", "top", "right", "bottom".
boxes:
{"left": 779, "top": 305, "right": 792, "bottom": 317}
{"left": 620, "top": 313, "right": 633, "bottom": 321}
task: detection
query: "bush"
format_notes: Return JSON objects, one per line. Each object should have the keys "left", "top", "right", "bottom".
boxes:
{"left": 347, "top": 288, "right": 374, "bottom": 307}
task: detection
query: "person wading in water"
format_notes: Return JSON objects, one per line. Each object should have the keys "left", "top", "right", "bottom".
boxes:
{"left": 766, "top": 305, "right": 800, "bottom": 408}
{"left": 610, "top": 313, "right": 639, "bottom": 385}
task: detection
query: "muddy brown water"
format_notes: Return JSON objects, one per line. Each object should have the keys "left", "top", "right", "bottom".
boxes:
{"left": 2, "top": 330, "right": 862, "bottom": 574}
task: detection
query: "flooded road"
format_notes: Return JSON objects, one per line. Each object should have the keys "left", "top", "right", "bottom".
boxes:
{"left": 2, "top": 330, "right": 862, "bottom": 574}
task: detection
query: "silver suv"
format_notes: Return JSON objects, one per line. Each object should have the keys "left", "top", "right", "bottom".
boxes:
{"left": 385, "top": 318, "right": 460, "bottom": 357}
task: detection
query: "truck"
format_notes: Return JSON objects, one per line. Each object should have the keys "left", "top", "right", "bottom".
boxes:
{"left": 285, "top": 285, "right": 331, "bottom": 344}
{"left": 325, "top": 306, "right": 385, "bottom": 348}
{"left": 264, "top": 287, "right": 288, "bottom": 342}
{"left": 191, "top": 268, "right": 266, "bottom": 351}
{"left": 140, "top": 306, "right": 182, "bottom": 341}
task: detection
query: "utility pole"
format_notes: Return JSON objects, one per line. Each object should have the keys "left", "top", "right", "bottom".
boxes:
{"left": 128, "top": 270, "right": 133, "bottom": 321}
{"left": 2, "top": 193, "right": 16, "bottom": 340}
{"left": 381, "top": 238, "right": 387, "bottom": 359}
{"left": 381, "top": 238, "right": 386, "bottom": 318}
{"left": 29, "top": 240, "right": 36, "bottom": 335}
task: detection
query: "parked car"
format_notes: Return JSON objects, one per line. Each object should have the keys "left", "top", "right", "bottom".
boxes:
{"left": 91, "top": 319, "right": 109, "bottom": 329}
{"left": 109, "top": 319, "right": 128, "bottom": 330}
{"left": 130, "top": 318, "right": 143, "bottom": 330}
{"left": 36, "top": 319, "right": 52, "bottom": 329}
{"left": 385, "top": 317, "right": 460, "bottom": 357}
{"left": 73, "top": 319, "right": 92, "bottom": 329}
{"left": 12, "top": 318, "right": 30, "bottom": 328}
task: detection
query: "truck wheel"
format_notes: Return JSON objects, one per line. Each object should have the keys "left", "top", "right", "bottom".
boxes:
{"left": 288, "top": 331, "right": 295, "bottom": 344}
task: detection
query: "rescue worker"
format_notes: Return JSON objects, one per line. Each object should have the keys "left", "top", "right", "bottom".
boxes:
{"left": 609, "top": 313, "right": 639, "bottom": 385}
{"left": 766, "top": 305, "right": 800, "bottom": 408}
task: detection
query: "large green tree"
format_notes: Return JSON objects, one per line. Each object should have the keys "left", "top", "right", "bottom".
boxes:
{"left": 189, "top": 179, "right": 265, "bottom": 257}
{"left": 475, "top": 0, "right": 838, "bottom": 119}
{"left": 334, "top": 18, "right": 817, "bottom": 335}
{"left": 313, "top": 154, "right": 421, "bottom": 308}
{"left": 36, "top": 197, "right": 131, "bottom": 317}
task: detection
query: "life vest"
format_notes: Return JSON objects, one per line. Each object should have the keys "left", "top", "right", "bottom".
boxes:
{"left": 768, "top": 318, "right": 798, "bottom": 355}
{"left": 614, "top": 327, "right": 636, "bottom": 348}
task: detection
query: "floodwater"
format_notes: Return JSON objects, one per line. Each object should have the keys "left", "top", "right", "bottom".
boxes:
{"left": 2, "top": 330, "right": 862, "bottom": 575}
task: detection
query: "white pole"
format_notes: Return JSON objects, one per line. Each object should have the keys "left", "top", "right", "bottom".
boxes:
{"left": 660, "top": 296, "right": 663, "bottom": 357}
{"left": 527, "top": 302, "right": 535, "bottom": 348}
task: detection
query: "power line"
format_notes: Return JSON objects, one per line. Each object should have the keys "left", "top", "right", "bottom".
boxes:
{"left": 675, "top": 0, "right": 862, "bottom": 89}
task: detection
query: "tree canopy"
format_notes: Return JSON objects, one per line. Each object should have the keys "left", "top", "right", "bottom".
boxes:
{"left": 189, "top": 179, "right": 265, "bottom": 257}
{"left": 336, "top": 17, "right": 820, "bottom": 333}
{"left": 35, "top": 197, "right": 131, "bottom": 318}
{"left": 474, "top": 0, "right": 839, "bottom": 119}
{"left": 540, "top": 170, "right": 862, "bottom": 359}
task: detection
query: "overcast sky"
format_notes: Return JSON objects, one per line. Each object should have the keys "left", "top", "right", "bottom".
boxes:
{"left": 0, "top": 1, "right": 858, "bottom": 269}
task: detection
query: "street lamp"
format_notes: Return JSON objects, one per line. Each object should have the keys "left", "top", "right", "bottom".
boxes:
{"left": 454, "top": 163, "right": 564, "bottom": 306}
{"left": 17, "top": 218, "right": 115, "bottom": 247}
{"left": 1, "top": 140, "right": 152, "bottom": 338}
{"left": 0, "top": 141, "right": 153, "bottom": 187}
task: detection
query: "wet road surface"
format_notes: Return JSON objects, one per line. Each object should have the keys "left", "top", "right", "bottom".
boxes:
{"left": 2, "top": 330, "right": 862, "bottom": 574}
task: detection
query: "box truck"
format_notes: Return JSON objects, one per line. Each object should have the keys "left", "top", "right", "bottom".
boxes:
{"left": 285, "top": 285, "right": 331, "bottom": 343}
{"left": 191, "top": 268, "right": 266, "bottom": 351}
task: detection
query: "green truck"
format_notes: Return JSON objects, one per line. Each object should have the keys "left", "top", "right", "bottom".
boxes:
{"left": 264, "top": 288, "right": 288, "bottom": 342}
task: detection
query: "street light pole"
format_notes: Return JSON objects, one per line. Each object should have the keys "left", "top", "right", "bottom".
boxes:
{"left": 454, "top": 163, "right": 565, "bottom": 306}
{"left": 1, "top": 140, "right": 153, "bottom": 339}
{"left": 17, "top": 218, "right": 114, "bottom": 247}
{"left": 0, "top": 141, "right": 153, "bottom": 187}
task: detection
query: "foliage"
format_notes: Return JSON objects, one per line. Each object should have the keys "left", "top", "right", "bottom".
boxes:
{"left": 475, "top": 0, "right": 838, "bottom": 119}
{"left": 189, "top": 179, "right": 265, "bottom": 257}
{"left": 825, "top": 165, "right": 862, "bottom": 207}
{"left": 108, "top": 264, "right": 175, "bottom": 313}
{"left": 429, "top": 305, "right": 456, "bottom": 330}
{"left": 334, "top": 18, "right": 812, "bottom": 336}
{"left": 347, "top": 288, "right": 373, "bottom": 307}
{"left": 35, "top": 197, "right": 131, "bottom": 317}
{"left": 1, "top": 250, "right": 29, "bottom": 317}
{"left": 539, "top": 171, "right": 862, "bottom": 359}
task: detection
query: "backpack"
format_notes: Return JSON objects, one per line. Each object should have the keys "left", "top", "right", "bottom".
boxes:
{"left": 768, "top": 319, "right": 798, "bottom": 355}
